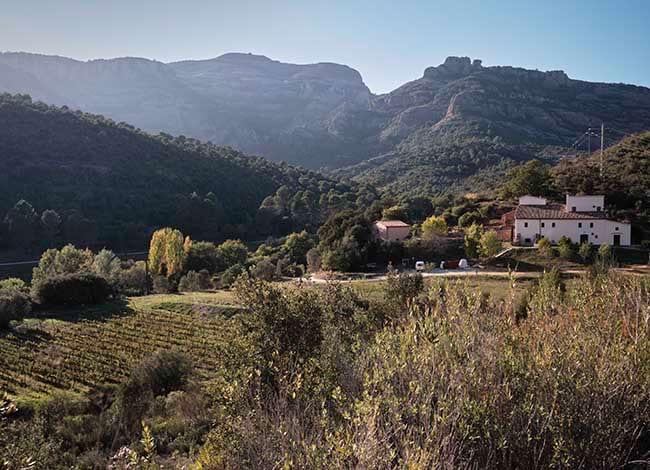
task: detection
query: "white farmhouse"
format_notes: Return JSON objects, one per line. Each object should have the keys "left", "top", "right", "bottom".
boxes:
{"left": 513, "top": 195, "right": 631, "bottom": 246}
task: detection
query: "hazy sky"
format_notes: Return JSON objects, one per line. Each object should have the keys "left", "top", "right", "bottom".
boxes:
{"left": 1, "top": 0, "right": 648, "bottom": 93}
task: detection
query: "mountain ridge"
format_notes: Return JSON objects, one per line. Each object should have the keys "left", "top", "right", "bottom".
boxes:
{"left": 2, "top": 52, "right": 650, "bottom": 187}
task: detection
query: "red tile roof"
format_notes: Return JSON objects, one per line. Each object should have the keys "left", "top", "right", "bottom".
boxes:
{"left": 515, "top": 204, "right": 605, "bottom": 220}
{"left": 375, "top": 220, "right": 410, "bottom": 227}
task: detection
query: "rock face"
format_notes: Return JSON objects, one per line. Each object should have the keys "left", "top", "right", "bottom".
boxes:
{"left": 2, "top": 53, "right": 650, "bottom": 180}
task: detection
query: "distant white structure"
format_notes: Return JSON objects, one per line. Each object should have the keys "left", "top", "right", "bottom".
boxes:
{"left": 373, "top": 220, "right": 410, "bottom": 242}
{"left": 518, "top": 195, "right": 548, "bottom": 206}
{"left": 513, "top": 195, "right": 631, "bottom": 246}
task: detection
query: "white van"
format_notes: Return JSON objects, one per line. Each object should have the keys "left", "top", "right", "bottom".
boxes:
{"left": 415, "top": 261, "right": 425, "bottom": 271}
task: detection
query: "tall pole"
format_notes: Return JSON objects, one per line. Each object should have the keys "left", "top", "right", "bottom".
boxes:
{"left": 600, "top": 122, "right": 605, "bottom": 177}
{"left": 587, "top": 128, "right": 591, "bottom": 154}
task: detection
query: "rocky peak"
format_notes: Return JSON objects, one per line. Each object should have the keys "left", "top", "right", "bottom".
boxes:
{"left": 423, "top": 56, "right": 483, "bottom": 79}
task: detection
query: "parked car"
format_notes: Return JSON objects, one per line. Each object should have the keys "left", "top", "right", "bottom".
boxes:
{"left": 415, "top": 261, "right": 425, "bottom": 271}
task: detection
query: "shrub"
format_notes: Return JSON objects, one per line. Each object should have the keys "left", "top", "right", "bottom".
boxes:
{"left": 220, "top": 264, "right": 245, "bottom": 288}
{"left": 0, "top": 289, "right": 31, "bottom": 329}
{"left": 178, "top": 270, "right": 212, "bottom": 292}
{"left": 537, "top": 236, "right": 554, "bottom": 258}
{"left": 251, "top": 258, "right": 276, "bottom": 281}
{"left": 128, "top": 350, "right": 193, "bottom": 397}
{"left": 385, "top": 267, "right": 424, "bottom": 305}
{"left": 32, "top": 273, "right": 112, "bottom": 306}
{"left": 118, "top": 261, "right": 148, "bottom": 296}
{"left": 185, "top": 241, "right": 219, "bottom": 273}
{"left": 153, "top": 275, "right": 172, "bottom": 294}
{"left": 557, "top": 236, "right": 573, "bottom": 259}
{"left": 578, "top": 242, "right": 592, "bottom": 263}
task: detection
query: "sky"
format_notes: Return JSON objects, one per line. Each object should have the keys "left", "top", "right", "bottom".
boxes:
{"left": 1, "top": 0, "right": 649, "bottom": 93}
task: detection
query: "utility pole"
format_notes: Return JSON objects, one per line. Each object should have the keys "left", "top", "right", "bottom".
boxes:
{"left": 600, "top": 122, "right": 605, "bottom": 177}
{"left": 587, "top": 128, "right": 591, "bottom": 154}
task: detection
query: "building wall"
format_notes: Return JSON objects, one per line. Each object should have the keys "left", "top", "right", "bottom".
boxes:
{"left": 514, "top": 218, "right": 630, "bottom": 246}
{"left": 373, "top": 223, "right": 410, "bottom": 242}
{"left": 519, "top": 196, "right": 547, "bottom": 205}
{"left": 384, "top": 226, "right": 410, "bottom": 242}
{"left": 565, "top": 195, "right": 605, "bottom": 212}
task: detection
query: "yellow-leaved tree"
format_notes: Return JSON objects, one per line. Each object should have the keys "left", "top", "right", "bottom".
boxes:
{"left": 149, "top": 228, "right": 188, "bottom": 278}
{"left": 421, "top": 215, "right": 447, "bottom": 239}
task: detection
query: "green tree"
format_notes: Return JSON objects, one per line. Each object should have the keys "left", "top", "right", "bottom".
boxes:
{"left": 185, "top": 241, "right": 220, "bottom": 273}
{"left": 479, "top": 231, "right": 503, "bottom": 258}
{"left": 92, "top": 249, "right": 122, "bottom": 282}
{"left": 3, "top": 200, "right": 38, "bottom": 250}
{"left": 381, "top": 205, "right": 409, "bottom": 222}
{"left": 421, "top": 215, "right": 448, "bottom": 239}
{"left": 464, "top": 223, "right": 484, "bottom": 258}
{"left": 32, "top": 244, "right": 94, "bottom": 292}
{"left": 498, "top": 160, "right": 552, "bottom": 200}
{"left": 216, "top": 240, "right": 249, "bottom": 271}
{"left": 40, "top": 209, "right": 61, "bottom": 245}
{"left": 283, "top": 231, "right": 314, "bottom": 265}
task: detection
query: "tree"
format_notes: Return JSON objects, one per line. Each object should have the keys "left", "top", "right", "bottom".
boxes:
{"left": 283, "top": 231, "right": 314, "bottom": 265}
{"left": 3, "top": 200, "right": 38, "bottom": 250}
{"left": 148, "top": 228, "right": 187, "bottom": 278}
{"left": 421, "top": 215, "right": 448, "bottom": 239}
{"left": 251, "top": 258, "right": 276, "bottom": 281}
{"left": 93, "top": 249, "right": 122, "bottom": 282}
{"left": 306, "top": 248, "right": 322, "bottom": 273}
{"left": 464, "top": 223, "right": 484, "bottom": 258}
{"left": 498, "top": 160, "right": 552, "bottom": 200}
{"left": 216, "top": 240, "right": 249, "bottom": 271}
{"left": 32, "top": 244, "right": 94, "bottom": 293}
{"left": 479, "top": 231, "right": 503, "bottom": 258}
{"left": 458, "top": 211, "right": 483, "bottom": 228}
{"left": 41, "top": 209, "right": 61, "bottom": 244}
{"left": 185, "top": 242, "right": 220, "bottom": 273}
{"left": 381, "top": 205, "right": 409, "bottom": 222}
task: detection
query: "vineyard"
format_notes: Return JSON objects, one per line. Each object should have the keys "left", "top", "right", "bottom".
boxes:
{"left": 0, "top": 292, "right": 250, "bottom": 399}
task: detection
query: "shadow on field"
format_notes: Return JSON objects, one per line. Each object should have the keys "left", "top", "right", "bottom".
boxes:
{"left": 0, "top": 323, "right": 53, "bottom": 345}
{"left": 31, "top": 297, "right": 135, "bottom": 323}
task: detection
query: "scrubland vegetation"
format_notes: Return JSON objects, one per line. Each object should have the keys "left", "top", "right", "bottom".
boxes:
{"left": 1, "top": 267, "right": 648, "bottom": 468}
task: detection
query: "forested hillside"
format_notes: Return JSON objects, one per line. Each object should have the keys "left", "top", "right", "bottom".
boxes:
{"left": 0, "top": 94, "right": 376, "bottom": 252}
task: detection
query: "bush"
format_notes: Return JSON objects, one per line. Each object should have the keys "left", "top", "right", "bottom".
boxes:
{"left": 118, "top": 261, "right": 148, "bottom": 296}
{"left": 32, "top": 273, "right": 112, "bottom": 306}
{"left": 557, "top": 236, "right": 573, "bottom": 259}
{"left": 251, "top": 258, "right": 276, "bottom": 281}
{"left": 306, "top": 248, "right": 322, "bottom": 273}
{"left": 0, "top": 290, "right": 31, "bottom": 329}
{"left": 537, "top": 236, "right": 554, "bottom": 258}
{"left": 128, "top": 350, "right": 193, "bottom": 397}
{"left": 578, "top": 242, "right": 592, "bottom": 263}
{"left": 185, "top": 242, "right": 219, "bottom": 273}
{"left": 220, "top": 264, "right": 245, "bottom": 288}
{"left": 153, "top": 275, "right": 172, "bottom": 294}
{"left": 385, "top": 268, "right": 424, "bottom": 305}
{"left": 178, "top": 270, "right": 212, "bottom": 292}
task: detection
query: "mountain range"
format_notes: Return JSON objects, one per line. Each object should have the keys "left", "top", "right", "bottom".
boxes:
{"left": 2, "top": 52, "right": 650, "bottom": 194}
